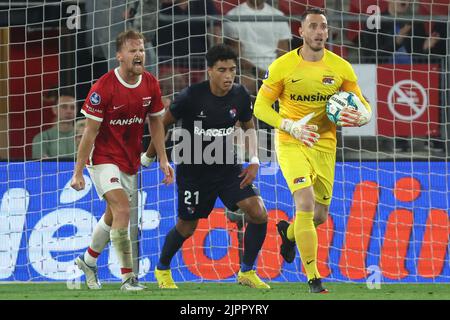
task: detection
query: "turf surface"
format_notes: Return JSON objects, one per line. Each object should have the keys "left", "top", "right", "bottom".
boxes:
{"left": 1, "top": 282, "right": 449, "bottom": 300}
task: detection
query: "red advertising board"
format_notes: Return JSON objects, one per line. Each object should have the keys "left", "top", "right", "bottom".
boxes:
{"left": 377, "top": 64, "right": 441, "bottom": 137}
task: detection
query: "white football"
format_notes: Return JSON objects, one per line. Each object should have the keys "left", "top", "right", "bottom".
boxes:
{"left": 326, "top": 91, "right": 371, "bottom": 126}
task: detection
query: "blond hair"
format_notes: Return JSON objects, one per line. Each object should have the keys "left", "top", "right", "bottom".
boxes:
{"left": 116, "top": 29, "right": 145, "bottom": 52}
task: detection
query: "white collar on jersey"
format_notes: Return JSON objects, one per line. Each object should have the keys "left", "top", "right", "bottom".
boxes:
{"left": 114, "top": 67, "right": 142, "bottom": 89}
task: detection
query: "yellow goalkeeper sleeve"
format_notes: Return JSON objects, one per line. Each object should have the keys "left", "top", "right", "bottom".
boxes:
{"left": 341, "top": 81, "right": 372, "bottom": 113}
{"left": 253, "top": 89, "right": 283, "bottom": 129}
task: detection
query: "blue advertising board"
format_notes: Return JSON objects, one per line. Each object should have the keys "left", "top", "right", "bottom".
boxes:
{"left": 0, "top": 161, "right": 448, "bottom": 282}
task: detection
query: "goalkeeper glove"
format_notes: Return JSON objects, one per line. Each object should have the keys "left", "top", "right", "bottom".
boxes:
{"left": 141, "top": 153, "right": 156, "bottom": 167}
{"left": 280, "top": 114, "right": 320, "bottom": 148}
{"left": 338, "top": 107, "right": 371, "bottom": 127}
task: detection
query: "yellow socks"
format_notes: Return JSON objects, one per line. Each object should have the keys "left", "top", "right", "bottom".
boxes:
{"left": 287, "top": 215, "right": 320, "bottom": 242}
{"left": 294, "top": 211, "right": 320, "bottom": 280}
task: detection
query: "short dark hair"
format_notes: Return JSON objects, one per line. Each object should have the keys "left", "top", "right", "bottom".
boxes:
{"left": 116, "top": 29, "right": 145, "bottom": 52}
{"left": 59, "top": 87, "right": 75, "bottom": 98}
{"left": 206, "top": 44, "right": 237, "bottom": 67}
{"left": 301, "top": 7, "right": 326, "bottom": 22}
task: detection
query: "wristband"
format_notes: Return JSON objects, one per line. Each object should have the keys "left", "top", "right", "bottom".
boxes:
{"left": 142, "top": 153, "right": 155, "bottom": 162}
{"left": 141, "top": 153, "right": 156, "bottom": 167}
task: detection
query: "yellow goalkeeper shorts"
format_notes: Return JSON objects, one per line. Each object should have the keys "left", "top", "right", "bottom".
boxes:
{"left": 275, "top": 141, "right": 336, "bottom": 205}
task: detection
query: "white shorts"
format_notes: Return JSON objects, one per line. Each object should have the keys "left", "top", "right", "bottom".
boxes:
{"left": 87, "top": 164, "right": 137, "bottom": 201}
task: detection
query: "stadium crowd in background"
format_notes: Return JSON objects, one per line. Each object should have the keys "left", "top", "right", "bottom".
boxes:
{"left": 359, "top": 0, "right": 447, "bottom": 153}
{"left": 123, "top": 0, "right": 158, "bottom": 75}
{"left": 36, "top": 0, "right": 447, "bottom": 160}
{"left": 223, "top": 0, "right": 292, "bottom": 98}
{"left": 157, "top": 0, "right": 220, "bottom": 96}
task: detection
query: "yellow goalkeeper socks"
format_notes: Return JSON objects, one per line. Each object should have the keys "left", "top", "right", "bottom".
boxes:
{"left": 294, "top": 211, "right": 320, "bottom": 280}
{"left": 288, "top": 215, "right": 322, "bottom": 242}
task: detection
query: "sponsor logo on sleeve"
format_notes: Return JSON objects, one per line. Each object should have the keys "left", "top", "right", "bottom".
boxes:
{"left": 293, "top": 177, "right": 306, "bottom": 184}
{"left": 85, "top": 105, "right": 103, "bottom": 114}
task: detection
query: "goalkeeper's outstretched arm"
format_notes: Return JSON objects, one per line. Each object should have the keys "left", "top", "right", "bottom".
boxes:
{"left": 254, "top": 85, "right": 319, "bottom": 147}
{"left": 253, "top": 87, "right": 284, "bottom": 129}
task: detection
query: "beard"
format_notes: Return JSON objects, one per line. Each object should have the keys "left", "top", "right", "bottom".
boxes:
{"left": 304, "top": 38, "right": 325, "bottom": 52}
{"left": 127, "top": 63, "right": 144, "bottom": 76}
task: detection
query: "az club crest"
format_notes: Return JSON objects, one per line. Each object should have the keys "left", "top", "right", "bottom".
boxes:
{"left": 142, "top": 97, "right": 152, "bottom": 107}
{"left": 322, "top": 76, "right": 335, "bottom": 85}
{"left": 293, "top": 177, "right": 306, "bottom": 184}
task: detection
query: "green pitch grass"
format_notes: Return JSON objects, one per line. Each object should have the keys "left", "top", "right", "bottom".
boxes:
{"left": 1, "top": 282, "right": 449, "bottom": 300}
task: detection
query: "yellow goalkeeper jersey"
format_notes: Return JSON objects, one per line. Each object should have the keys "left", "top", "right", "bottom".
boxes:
{"left": 260, "top": 48, "right": 369, "bottom": 153}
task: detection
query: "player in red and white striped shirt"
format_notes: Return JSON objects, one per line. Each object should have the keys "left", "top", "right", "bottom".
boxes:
{"left": 71, "top": 30, "right": 173, "bottom": 291}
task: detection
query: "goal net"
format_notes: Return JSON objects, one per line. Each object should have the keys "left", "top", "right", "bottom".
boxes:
{"left": 0, "top": 0, "right": 449, "bottom": 285}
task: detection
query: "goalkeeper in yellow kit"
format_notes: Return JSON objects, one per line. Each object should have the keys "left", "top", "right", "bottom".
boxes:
{"left": 254, "top": 7, "right": 372, "bottom": 293}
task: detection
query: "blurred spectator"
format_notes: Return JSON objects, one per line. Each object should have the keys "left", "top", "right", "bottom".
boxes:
{"left": 32, "top": 95, "right": 76, "bottom": 160}
{"left": 223, "top": 0, "right": 292, "bottom": 97}
{"left": 359, "top": 0, "right": 447, "bottom": 153}
{"left": 423, "top": 19, "right": 447, "bottom": 153}
{"left": 75, "top": 118, "right": 87, "bottom": 149}
{"left": 359, "top": 0, "right": 446, "bottom": 64}
{"left": 43, "top": 86, "right": 59, "bottom": 107}
{"left": 157, "top": 0, "right": 220, "bottom": 95}
{"left": 84, "top": 0, "right": 130, "bottom": 71}
{"left": 124, "top": 0, "right": 158, "bottom": 75}
{"left": 80, "top": 1, "right": 146, "bottom": 104}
